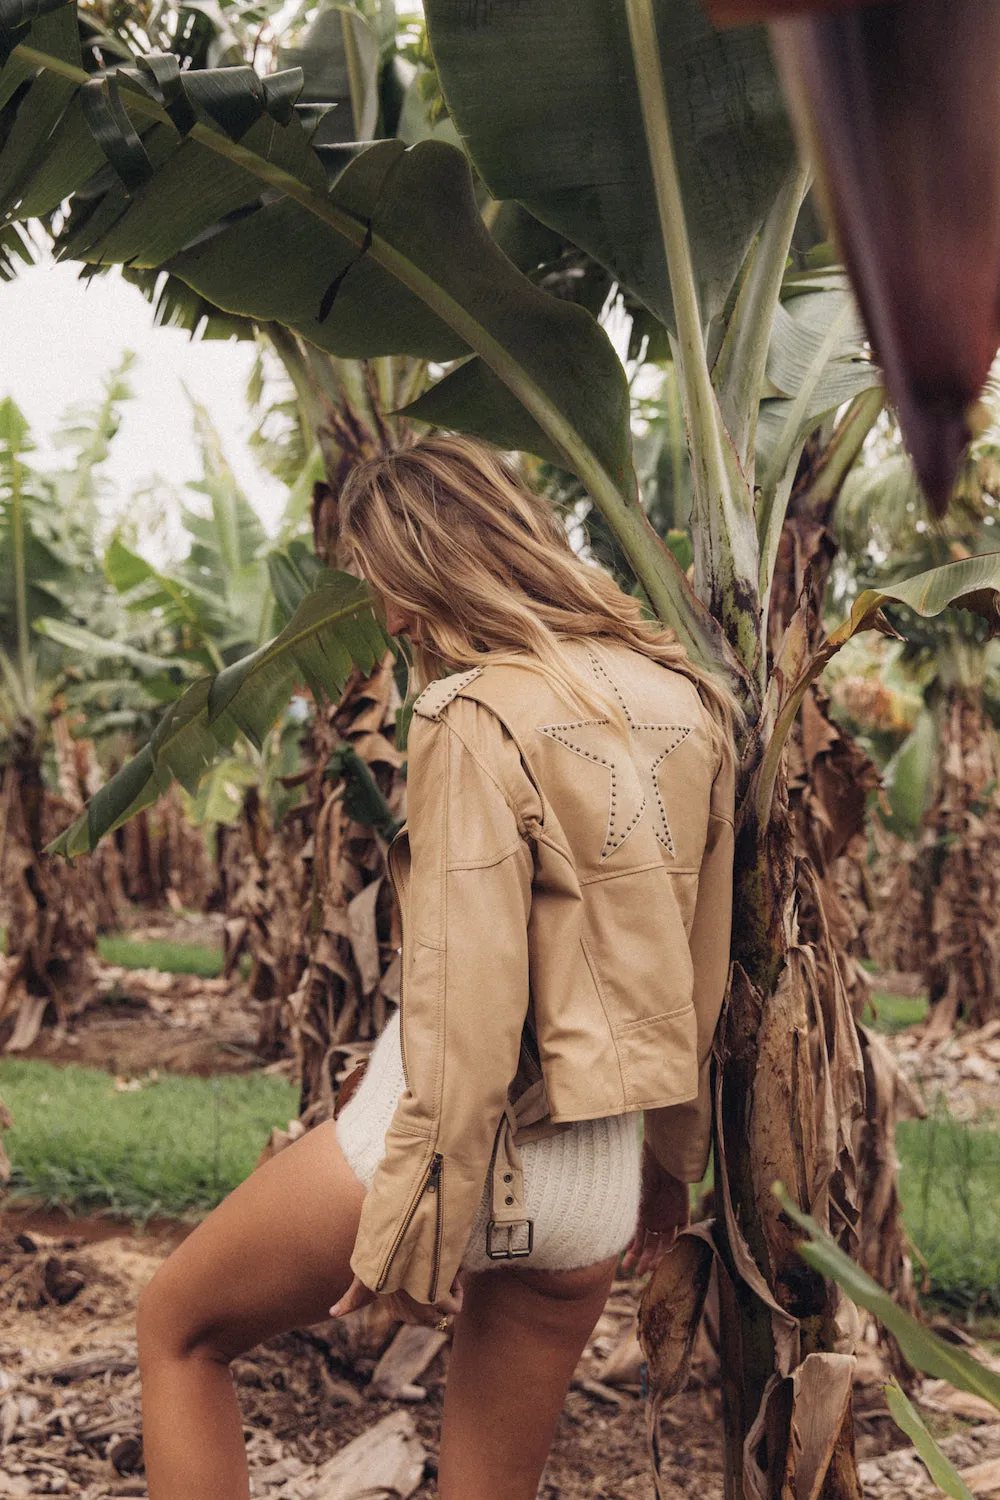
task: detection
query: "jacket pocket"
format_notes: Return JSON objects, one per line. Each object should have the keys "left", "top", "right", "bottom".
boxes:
{"left": 615, "top": 1004, "right": 699, "bottom": 1110}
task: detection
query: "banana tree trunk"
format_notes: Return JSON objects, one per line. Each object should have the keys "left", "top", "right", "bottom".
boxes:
{"left": 290, "top": 649, "right": 405, "bottom": 1123}
{"left": 919, "top": 680, "right": 1000, "bottom": 1032}
{"left": 641, "top": 402, "right": 911, "bottom": 1499}
{"left": 715, "top": 767, "right": 867, "bottom": 1500}
{"left": 221, "top": 785, "right": 310, "bottom": 1061}
{"left": 0, "top": 719, "right": 98, "bottom": 1052}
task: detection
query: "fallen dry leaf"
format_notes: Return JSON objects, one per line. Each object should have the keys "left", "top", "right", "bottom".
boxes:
{"left": 921, "top": 1380, "right": 1000, "bottom": 1424}
{"left": 959, "top": 1457, "right": 1000, "bottom": 1497}
{"left": 302, "top": 1410, "right": 425, "bottom": 1499}
{"left": 369, "top": 1326, "right": 447, "bottom": 1402}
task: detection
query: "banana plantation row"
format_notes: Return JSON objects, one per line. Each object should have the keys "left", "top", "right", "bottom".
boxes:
{"left": 3, "top": 0, "right": 1000, "bottom": 1496}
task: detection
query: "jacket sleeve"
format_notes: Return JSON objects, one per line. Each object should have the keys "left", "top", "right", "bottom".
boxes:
{"left": 643, "top": 722, "right": 735, "bottom": 1182}
{"left": 349, "top": 696, "right": 537, "bottom": 1302}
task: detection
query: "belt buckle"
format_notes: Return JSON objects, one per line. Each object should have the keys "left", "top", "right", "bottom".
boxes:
{"left": 485, "top": 1219, "right": 534, "bottom": 1260}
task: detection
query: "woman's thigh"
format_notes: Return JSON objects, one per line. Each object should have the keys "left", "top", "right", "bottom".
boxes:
{"left": 137, "top": 1118, "right": 366, "bottom": 1360}
{"left": 439, "top": 1257, "right": 618, "bottom": 1500}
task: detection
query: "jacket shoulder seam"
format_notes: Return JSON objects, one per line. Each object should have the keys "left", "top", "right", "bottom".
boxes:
{"left": 412, "top": 666, "right": 484, "bottom": 720}
{"left": 442, "top": 715, "right": 542, "bottom": 844}
{"left": 443, "top": 717, "right": 511, "bottom": 799}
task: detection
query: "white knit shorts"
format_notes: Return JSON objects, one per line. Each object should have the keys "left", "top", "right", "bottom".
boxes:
{"left": 336, "top": 1008, "right": 642, "bottom": 1273}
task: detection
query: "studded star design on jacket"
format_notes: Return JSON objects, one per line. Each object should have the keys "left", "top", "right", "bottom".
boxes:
{"left": 537, "top": 647, "right": 691, "bottom": 860}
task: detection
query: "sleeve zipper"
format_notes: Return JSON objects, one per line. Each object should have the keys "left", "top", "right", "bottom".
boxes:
{"left": 375, "top": 1151, "right": 445, "bottom": 1296}
{"left": 427, "top": 1153, "right": 444, "bottom": 1303}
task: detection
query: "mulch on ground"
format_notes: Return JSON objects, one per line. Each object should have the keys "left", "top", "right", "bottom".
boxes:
{"left": 889, "top": 1018, "right": 1000, "bottom": 1122}
{"left": 13, "top": 967, "right": 268, "bottom": 1080}
{"left": 0, "top": 1220, "right": 685, "bottom": 1499}
{"left": 5, "top": 1216, "right": 998, "bottom": 1499}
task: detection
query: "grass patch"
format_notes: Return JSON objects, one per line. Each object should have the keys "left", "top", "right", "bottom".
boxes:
{"left": 97, "top": 935, "right": 224, "bottom": 978}
{"left": 862, "top": 988, "right": 930, "bottom": 1035}
{"left": 0, "top": 1058, "right": 297, "bottom": 1222}
{"left": 897, "top": 1108, "right": 1000, "bottom": 1319}
{"left": 3, "top": 1018, "right": 999, "bottom": 1324}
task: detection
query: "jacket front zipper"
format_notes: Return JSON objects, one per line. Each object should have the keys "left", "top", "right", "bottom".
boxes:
{"left": 387, "top": 833, "right": 410, "bottom": 1088}
{"left": 376, "top": 1151, "right": 444, "bottom": 1294}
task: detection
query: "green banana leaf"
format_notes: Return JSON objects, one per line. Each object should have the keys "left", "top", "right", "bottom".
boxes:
{"left": 1, "top": 8, "right": 714, "bottom": 659}
{"left": 32, "top": 616, "right": 201, "bottom": 678}
{"left": 266, "top": 538, "right": 330, "bottom": 622}
{"left": 754, "top": 278, "right": 880, "bottom": 597}
{"left": 423, "top": 0, "right": 795, "bottom": 333}
{"left": 0, "top": 218, "right": 34, "bottom": 277}
{"left": 0, "top": 395, "right": 77, "bottom": 653}
{"left": 834, "top": 555, "right": 1000, "bottom": 644}
{"left": 774, "top": 1185, "right": 1000, "bottom": 1409}
{"left": 103, "top": 535, "right": 229, "bottom": 669}
{"left": 756, "top": 283, "right": 879, "bottom": 493}
{"left": 884, "top": 1381, "right": 976, "bottom": 1500}
{"left": 276, "top": 6, "right": 380, "bottom": 142}
{"left": 187, "top": 753, "right": 261, "bottom": 826}
{"left": 0, "top": 5, "right": 81, "bottom": 216}
{"left": 1, "top": 18, "right": 630, "bottom": 500}
{"left": 122, "top": 0, "right": 433, "bottom": 337}
{"left": 48, "top": 567, "right": 388, "bottom": 856}
{"left": 883, "top": 707, "right": 937, "bottom": 836}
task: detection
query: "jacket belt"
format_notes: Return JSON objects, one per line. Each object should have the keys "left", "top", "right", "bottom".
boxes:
{"left": 485, "top": 1079, "right": 568, "bottom": 1260}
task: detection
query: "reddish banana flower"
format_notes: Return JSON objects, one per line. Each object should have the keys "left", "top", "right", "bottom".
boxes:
{"left": 705, "top": 0, "right": 1000, "bottom": 517}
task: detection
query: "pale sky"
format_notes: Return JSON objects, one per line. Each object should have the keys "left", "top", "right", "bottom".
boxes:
{"left": 1, "top": 253, "right": 288, "bottom": 546}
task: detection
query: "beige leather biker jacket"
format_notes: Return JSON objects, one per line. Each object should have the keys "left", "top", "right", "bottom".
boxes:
{"left": 348, "top": 637, "right": 736, "bottom": 1303}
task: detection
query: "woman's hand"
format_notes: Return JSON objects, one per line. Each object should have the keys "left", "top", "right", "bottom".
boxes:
{"left": 330, "top": 1273, "right": 464, "bottom": 1328}
{"left": 620, "top": 1144, "right": 691, "bottom": 1277}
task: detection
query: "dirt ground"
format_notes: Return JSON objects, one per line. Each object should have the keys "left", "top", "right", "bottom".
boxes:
{"left": 5, "top": 1212, "right": 995, "bottom": 1500}
{"left": 7, "top": 965, "right": 1000, "bottom": 1496}
{"left": 15, "top": 964, "right": 270, "bottom": 1081}
{"left": 0, "top": 1213, "right": 715, "bottom": 1499}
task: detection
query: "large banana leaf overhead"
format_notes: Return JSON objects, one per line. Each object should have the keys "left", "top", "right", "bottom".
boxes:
{"left": 423, "top": 0, "right": 796, "bottom": 335}
{"left": 0, "top": 2, "right": 632, "bottom": 503}
{"left": 1, "top": 0, "right": 738, "bottom": 836}
{"left": 3, "top": 0, "right": 739, "bottom": 661}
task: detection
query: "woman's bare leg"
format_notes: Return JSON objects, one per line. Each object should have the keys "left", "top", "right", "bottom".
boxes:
{"left": 438, "top": 1256, "right": 618, "bottom": 1500}
{"left": 135, "top": 1118, "right": 366, "bottom": 1500}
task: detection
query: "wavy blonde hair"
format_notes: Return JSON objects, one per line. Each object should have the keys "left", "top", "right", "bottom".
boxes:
{"left": 339, "top": 434, "right": 736, "bottom": 743}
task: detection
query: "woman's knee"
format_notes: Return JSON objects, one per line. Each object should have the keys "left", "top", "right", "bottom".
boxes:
{"left": 136, "top": 1254, "right": 230, "bottom": 1368}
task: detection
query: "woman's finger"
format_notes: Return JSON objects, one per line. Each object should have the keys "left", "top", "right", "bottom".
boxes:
{"left": 436, "top": 1285, "right": 463, "bottom": 1317}
{"left": 632, "top": 1228, "right": 679, "bottom": 1277}
{"left": 329, "top": 1275, "right": 374, "bottom": 1318}
{"left": 619, "top": 1232, "right": 643, "bottom": 1275}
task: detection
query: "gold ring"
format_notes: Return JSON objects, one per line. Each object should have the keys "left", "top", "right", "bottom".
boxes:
{"left": 436, "top": 1316, "right": 450, "bottom": 1333}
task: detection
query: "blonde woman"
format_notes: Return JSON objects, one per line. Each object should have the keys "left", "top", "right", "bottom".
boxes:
{"left": 136, "top": 436, "right": 736, "bottom": 1500}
